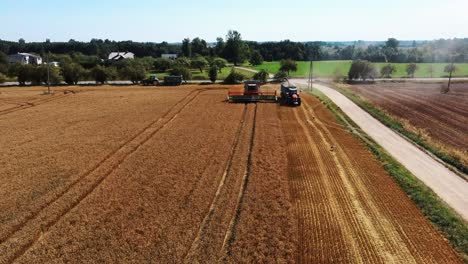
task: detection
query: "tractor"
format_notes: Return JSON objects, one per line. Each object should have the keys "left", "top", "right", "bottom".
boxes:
{"left": 280, "top": 81, "right": 301, "bottom": 106}
{"left": 227, "top": 80, "right": 277, "bottom": 103}
{"left": 141, "top": 75, "right": 160, "bottom": 86}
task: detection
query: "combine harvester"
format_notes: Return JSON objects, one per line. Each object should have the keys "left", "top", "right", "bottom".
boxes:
{"left": 227, "top": 80, "right": 278, "bottom": 103}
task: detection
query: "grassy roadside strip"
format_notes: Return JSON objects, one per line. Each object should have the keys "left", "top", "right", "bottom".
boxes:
{"left": 309, "top": 88, "right": 468, "bottom": 262}
{"left": 330, "top": 85, "right": 467, "bottom": 176}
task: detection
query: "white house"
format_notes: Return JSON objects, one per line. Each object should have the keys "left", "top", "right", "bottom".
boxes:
{"left": 108, "top": 52, "right": 135, "bottom": 60}
{"left": 161, "top": 54, "right": 178, "bottom": 60}
{"left": 8, "top": 53, "right": 43, "bottom": 65}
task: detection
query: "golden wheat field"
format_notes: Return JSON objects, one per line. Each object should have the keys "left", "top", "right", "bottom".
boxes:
{"left": 0, "top": 85, "right": 461, "bottom": 263}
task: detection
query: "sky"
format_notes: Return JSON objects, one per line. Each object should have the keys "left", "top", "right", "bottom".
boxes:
{"left": 1, "top": 0, "right": 467, "bottom": 43}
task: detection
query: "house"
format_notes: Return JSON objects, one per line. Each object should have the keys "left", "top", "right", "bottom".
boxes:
{"left": 161, "top": 54, "right": 178, "bottom": 60}
{"left": 108, "top": 52, "right": 135, "bottom": 60}
{"left": 8, "top": 53, "right": 43, "bottom": 65}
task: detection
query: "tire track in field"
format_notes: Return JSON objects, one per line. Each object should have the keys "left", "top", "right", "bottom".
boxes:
{"left": 0, "top": 88, "right": 203, "bottom": 264}
{"left": 301, "top": 98, "right": 419, "bottom": 263}
{"left": 290, "top": 107, "right": 371, "bottom": 263}
{"left": 218, "top": 103, "right": 259, "bottom": 261}
{"left": 0, "top": 93, "right": 71, "bottom": 117}
{"left": 183, "top": 104, "right": 250, "bottom": 263}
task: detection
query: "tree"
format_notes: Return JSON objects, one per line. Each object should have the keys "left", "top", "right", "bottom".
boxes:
{"left": 174, "top": 57, "right": 191, "bottom": 68}
{"left": 212, "top": 57, "right": 227, "bottom": 73}
{"left": 214, "top": 37, "right": 225, "bottom": 57}
{"left": 253, "top": 70, "right": 269, "bottom": 83}
{"left": 61, "top": 63, "right": 86, "bottom": 84}
{"left": 444, "top": 63, "right": 458, "bottom": 93}
{"left": 190, "top": 56, "right": 208, "bottom": 73}
{"left": 273, "top": 71, "right": 288, "bottom": 82}
{"left": 386, "top": 38, "right": 400, "bottom": 50}
{"left": 90, "top": 65, "right": 116, "bottom": 84}
{"left": 223, "top": 30, "right": 249, "bottom": 66}
{"left": 153, "top": 58, "right": 173, "bottom": 72}
{"left": 249, "top": 50, "right": 264, "bottom": 66}
{"left": 383, "top": 38, "right": 400, "bottom": 62}
{"left": 0, "top": 73, "right": 7, "bottom": 84}
{"left": 406, "top": 63, "right": 418, "bottom": 78}
{"left": 170, "top": 66, "right": 192, "bottom": 82}
{"left": 348, "top": 60, "right": 377, "bottom": 81}
{"left": 224, "top": 68, "right": 245, "bottom": 84}
{"left": 279, "top": 59, "right": 298, "bottom": 75}
{"left": 191, "top": 37, "right": 208, "bottom": 56}
{"left": 208, "top": 65, "right": 218, "bottom": 83}
{"left": 380, "top": 64, "right": 396, "bottom": 78}
{"left": 427, "top": 64, "right": 435, "bottom": 78}
{"left": 182, "top": 38, "right": 192, "bottom": 57}
{"left": 119, "top": 61, "right": 146, "bottom": 84}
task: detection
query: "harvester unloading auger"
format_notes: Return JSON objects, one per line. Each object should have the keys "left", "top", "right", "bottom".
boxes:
{"left": 227, "top": 80, "right": 278, "bottom": 103}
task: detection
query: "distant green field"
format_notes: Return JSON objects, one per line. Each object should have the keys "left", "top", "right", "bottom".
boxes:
{"left": 252, "top": 61, "right": 468, "bottom": 78}
{"left": 150, "top": 67, "right": 253, "bottom": 80}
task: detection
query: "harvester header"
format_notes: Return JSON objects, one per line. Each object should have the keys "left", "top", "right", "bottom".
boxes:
{"left": 227, "top": 80, "right": 277, "bottom": 103}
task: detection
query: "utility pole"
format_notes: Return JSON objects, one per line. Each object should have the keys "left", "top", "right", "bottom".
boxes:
{"left": 308, "top": 60, "right": 313, "bottom": 91}
{"left": 47, "top": 51, "right": 50, "bottom": 94}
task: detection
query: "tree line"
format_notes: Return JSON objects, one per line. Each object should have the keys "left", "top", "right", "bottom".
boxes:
{"left": 1, "top": 34, "right": 467, "bottom": 64}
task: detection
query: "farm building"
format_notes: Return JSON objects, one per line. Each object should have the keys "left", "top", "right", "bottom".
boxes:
{"left": 108, "top": 52, "right": 135, "bottom": 60}
{"left": 8, "top": 53, "right": 43, "bottom": 64}
{"left": 161, "top": 54, "right": 178, "bottom": 60}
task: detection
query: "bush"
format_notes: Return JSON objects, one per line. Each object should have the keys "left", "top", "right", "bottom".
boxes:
{"left": 208, "top": 65, "right": 218, "bottom": 83}
{"left": 253, "top": 69, "right": 269, "bottom": 83}
{"left": 249, "top": 50, "right": 264, "bottom": 66}
{"left": 224, "top": 68, "right": 245, "bottom": 84}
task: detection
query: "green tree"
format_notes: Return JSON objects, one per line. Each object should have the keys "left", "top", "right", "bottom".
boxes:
{"left": 119, "top": 61, "right": 146, "bottom": 84}
{"left": 427, "top": 64, "right": 435, "bottom": 78}
{"left": 153, "top": 58, "right": 173, "bottom": 72}
{"left": 61, "top": 63, "right": 86, "bottom": 85}
{"left": 444, "top": 63, "right": 458, "bottom": 93}
{"left": 170, "top": 66, "right": 192, "bottom": 82}
{"left": 212, "top": 57, "right": 227, "bottom": 73}
{"left": 348, "top": 60, "right": 377, "bottom": 81}
{"left": 182, "top": 38, "right": 192, "bottom": 57}
{"left": 406, "top": 63, "right": 418, "bottom": 78}
{"left": 224, "top": 68, "right": 245, "bottom": 84}
{"left": 90, "top": 65, "right": 116, "bottom": 84}
{"left": 0, "top": 73, "right": 7, "bottom": 84}
{"left": 279, "top": 59, "right": 298, "bottom": 75}
{"left": 174, "top": 57, "right": 191, "bottom": 68}
{"left": 253, "top": 69, "right": 269, "bottom": 83}
{"left": 273, "top": 71, "right": 288, "bottom": 81}
{"left": 380, "top": 64, "right": 396, "bottom": 78}
{"left": 191, "top": 37, "right": 208, "bottom": 56}
{"left": 208, "top": 65, "right": 218, "bottom": 83}
{"left": 249, "top": 50, "right": 264, "bottom": 66}
{"left": 223, "top": 30, "right": 249, "bottom": 66}
{"left": 214, "top": 37, "right": 225, "bottom": 57}
{"left": 190, "top": 56, "right": 208, "bottom": 73}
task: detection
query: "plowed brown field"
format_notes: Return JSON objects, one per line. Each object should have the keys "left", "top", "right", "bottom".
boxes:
{"left": 345, "top": 82, "right": 468, "bottom": 157}
{"left": 0, "top": 85, "right": 462, "bottom": 263}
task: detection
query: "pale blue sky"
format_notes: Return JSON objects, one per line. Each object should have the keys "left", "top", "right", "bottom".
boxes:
{"left": 1, "top": 0, "right": 467, "bottom": 42}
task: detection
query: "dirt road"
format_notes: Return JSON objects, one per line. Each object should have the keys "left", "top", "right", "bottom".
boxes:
{"left": 292, "top": 79, "right": 468, "bottom": 221}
